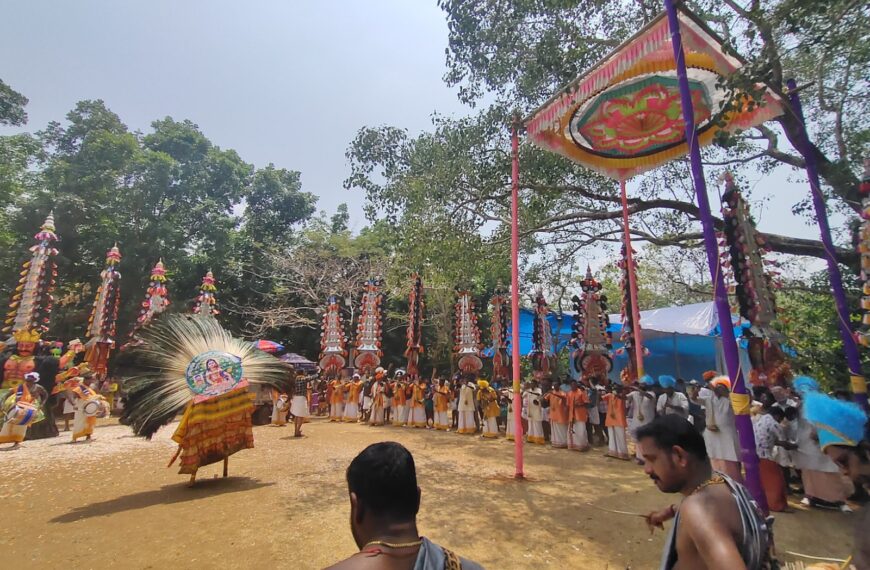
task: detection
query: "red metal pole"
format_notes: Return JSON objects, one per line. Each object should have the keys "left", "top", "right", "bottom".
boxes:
{"left": 511, "top": 122, "right": 524, "bottom": 479}
{"left": 620, "top": 179, "right": 645, "bottom": 379}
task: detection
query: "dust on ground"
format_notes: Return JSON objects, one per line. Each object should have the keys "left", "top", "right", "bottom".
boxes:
{"left": 0, "top": 418, "right": 854, "bottom": 569}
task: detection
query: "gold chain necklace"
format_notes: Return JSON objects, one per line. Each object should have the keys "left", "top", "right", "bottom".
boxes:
{"left": 690, "top": 475, "right": 725, "bottom": 495}
{"left": 363, "top": 539, "right": 423, "bottom": 550}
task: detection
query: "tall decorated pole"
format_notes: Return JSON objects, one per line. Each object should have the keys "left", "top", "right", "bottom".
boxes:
{"left": 192, "top": 270, "right": 219, "bottom": 318}
{"left": 510, "top": 121, "right": 524, "bottom": 479}
{"left": 571, "top": 268, "right": 613, "bottom": 382}
{"left": 719, "top": 174, "right": 791, "bottom": 387}
{"left": 129, "top": 259, "right": 170, "bottom": 339}
{"left": 489, "top": 288, "right": 510, "bottom": 382}
{"left": 858, "top": 160, "right": 870, "bottom": 351}
{"left": 3, "top": 213, "right": 59, "bottom": 344}
{"left": 354, "top": 278, "right": 384, "bottom": 375}
{"left": 319, "top": 295, "right": 347, "bottom": 378}
{"left": 405, "top": 274, "right": 424, "bottom": 379}
{"left": 454, "top": 290, "right": 482, "bottom": 375}
{"left": 84, "top": 244, "right": 122, "bottom": 379}
{"left": 787, "top": 79, "right": 868, "bottom": 411}
{"left": 663, "top": 0, "right": 765, "bottom": 510}
{"left": 529, "top": 290, "right": 555, "bottom": 379}
{"left": 616, "top": 237, "right": 645, "bottom": 382}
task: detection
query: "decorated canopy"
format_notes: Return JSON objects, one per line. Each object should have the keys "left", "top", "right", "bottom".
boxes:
{"left": 525, "top": 6, "right": 784, "bottom": 181}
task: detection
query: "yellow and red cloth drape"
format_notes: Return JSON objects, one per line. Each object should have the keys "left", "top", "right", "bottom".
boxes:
{"left": 170, "top": 386, "right": 254, "bottom": 474}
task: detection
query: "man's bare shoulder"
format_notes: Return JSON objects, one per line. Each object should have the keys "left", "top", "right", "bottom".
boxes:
{"left": 323, "top": 554, "right": 368, "bottom": 570}
{"left": 679, "top": 483, "right": 738, "bottom": 524}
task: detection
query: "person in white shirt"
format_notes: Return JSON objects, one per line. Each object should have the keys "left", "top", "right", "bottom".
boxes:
{"left": 627, "top": 375, "right": 658, "bottom": 464}
{"left": 656, "top": 375, "right": 688, "bottom": 419}
{"left": 523, "top": 380, "right": 545, "bottom": 444}
{"left": 698, "top": 376, "right": 743, "bottom": 482}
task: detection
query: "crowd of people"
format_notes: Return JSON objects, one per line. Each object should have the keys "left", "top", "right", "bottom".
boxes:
{"left": 270, "top": 366, "right": 864, "bottom": 520}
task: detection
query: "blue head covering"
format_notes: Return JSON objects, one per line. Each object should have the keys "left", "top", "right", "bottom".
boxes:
{"left": 658, "top": 375, "right": 676, "bottom": 389}
{"left": 792, "top": 375, "right": 820, "bottom": 395}
{"left": 639, "top": 374, "right": 656, "bottom": 387}
{"left": 802, "top": 392, "right": 867, "bottom": 451}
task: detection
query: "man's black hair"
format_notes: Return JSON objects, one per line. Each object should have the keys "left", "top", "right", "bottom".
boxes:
{"left": 346, "top": 441, "right": 420, "bottom": 521}
{"left": 636, "top": 414, "right": 708, "bottom": 461}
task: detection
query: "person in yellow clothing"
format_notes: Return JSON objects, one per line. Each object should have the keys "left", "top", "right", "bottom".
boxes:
{"left": 344, "top": 375, "right": 363, "bottom": 422}
{"left": 407, "top": 378, "right": 427, "bottom": 428}
{"left": 392, "top": 372, "right": 408, "bottom": 426}
{"left": 477, "top": 380, "right": 500, "bottom": 438}
{"left": 329, "top": 377, "right": 345, "bottom": 421}
{"left": 0, "top": 373, "right": 47, "bottom": 449}
{"left": 433, "top": 378, "right": 451, "bottom": 430}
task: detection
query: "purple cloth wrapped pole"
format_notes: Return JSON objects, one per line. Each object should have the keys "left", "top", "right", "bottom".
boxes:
{"left": 663, "top": 0, "right": 768, "bottom": 512}
{"left": 786, "top": 78, "right": 868, "bottom": 412}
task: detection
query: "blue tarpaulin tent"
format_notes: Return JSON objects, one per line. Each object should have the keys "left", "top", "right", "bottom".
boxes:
{"left": 504, "top": 302, "right": 750, "bottom": 381}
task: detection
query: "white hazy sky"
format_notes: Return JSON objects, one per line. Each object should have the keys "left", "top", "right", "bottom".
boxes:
{"left": 0, "top": 0, "right": 836, "bottom": 269}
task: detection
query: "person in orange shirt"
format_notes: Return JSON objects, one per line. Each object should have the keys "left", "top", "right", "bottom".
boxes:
{"left": 433, "top": 378, "right": 451, "bottom": 430}
{"left": 603, "top": 384, "right": 629, "bottom": 460}
{"left": 567, "top": 379, "right": 590, "bottom": 451}
{"left": 477, "top": 380, "right": 500, "bottom": 438}
{"left": 544, "top": 384, "right": 569, "bottom": 449}
{"left": 329, "top": 377, "right": 345, "bottom": 421}
{"left": 343, "top": 375, "right": 363, "bottom": 422}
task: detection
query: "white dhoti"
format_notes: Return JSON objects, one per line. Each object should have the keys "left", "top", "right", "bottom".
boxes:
{"left": 0, "top": 422, "right": 28, "bottom": 444}
{"left": 330, "top": 402, "right": 344, "bottom": 421}
{"left": 392, "top": 404, "right": 405, "bottom": 426}
{"left": 369, "top": 405, "right": 385, "bottom": 426}
{"left": 408, "top": 406, "right": 426, "bottom": 428}
{"left": 550, "top": 422, "right": 568, "bottom": 448}
{"left": 607, "top": 426, "right": 628, "bottom": 459}
{"left": 456, "top": 411, "right": 476, "bottom": 434}
{"left": 505, "top": 411, "right": 515, "bottom": 441}
{"left": 527, "top": 420, "right": 545, "bottom": 444}
{"left": 482, "top": 417, "right": 499, "bottom": 438}
{"left": 400, "top": 404, "right": 411, "bottom": 425}
{"left": 434, "top": 410, "right": 450, "bottom": 430}
{"left": 362, "top": 396, "right": 373, "bottom": 412}
{"left": 343, "top": 402, "right": 359, "bottom": 422}
{"left": 568, "top": 421, "right": 589, "bottom": 451}
{"left": 271, "top": 403, "right": 288, "bottom": 426}
{"left": 290, "top": 396, "right": 309, "bottom": 418}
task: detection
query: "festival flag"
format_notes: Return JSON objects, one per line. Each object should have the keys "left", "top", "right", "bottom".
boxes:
{"left": 3, "top": 212, "right": 59, "bottom": 341}
{"left": 454, "top": 289, "right": 482, "bottom": 374}
{"left": 85, "top": 243, "right": 122, "bottom": 376}
{"left": 404, "top": 274, "right": 424, "bottom": 379}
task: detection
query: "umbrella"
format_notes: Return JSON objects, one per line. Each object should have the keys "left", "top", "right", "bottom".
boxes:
{"left": 254, "top": 340, "right": 284, "bottom": 353}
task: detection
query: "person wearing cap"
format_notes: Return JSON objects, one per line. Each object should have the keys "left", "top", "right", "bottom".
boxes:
{"left": 0, "top": 372, "right": 47, "bottom": 449}
{"left": 791, "top": 376, "right": 851, "bottom": 512}
{"left": 627, "top": 375, "right": 657, "bottom": 463}
{"left": 698, "top": 376, "right": 743, "bottom": 483}
{"left": 802, "top": 391, "right": 870, "bottom": 568}
{"left": 477, "top": 379, "right": 500, "bottom": 439}
{"left": 656, "top": 375, "right": 689, "bottom": 420}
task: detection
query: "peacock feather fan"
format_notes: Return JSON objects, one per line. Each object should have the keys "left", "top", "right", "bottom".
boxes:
{"left": 120, "top": 315, "right": 288, "bottom": 439}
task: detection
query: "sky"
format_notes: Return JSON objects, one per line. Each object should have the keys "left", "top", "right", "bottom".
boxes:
{"left": 0, "top": 0, "right": 467, "bottom": 231}
{"left": 0, "top": 1, "right": 837, "bottom": 272}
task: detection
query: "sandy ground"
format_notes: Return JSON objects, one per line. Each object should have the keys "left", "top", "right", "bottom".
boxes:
{"left": 0, "top": 417, "right": 855, "bottom": 569}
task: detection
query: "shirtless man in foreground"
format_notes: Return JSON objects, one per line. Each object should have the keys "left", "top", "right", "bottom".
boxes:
{"left": 638, "top": 415, "right": 772, "bottom": 570}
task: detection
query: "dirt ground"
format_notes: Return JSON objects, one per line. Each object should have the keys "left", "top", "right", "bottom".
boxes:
{"left": 0, "top": 417, "right": 855, "bottom": 569}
